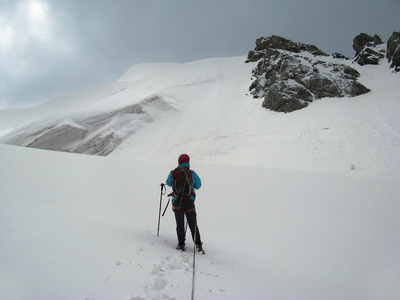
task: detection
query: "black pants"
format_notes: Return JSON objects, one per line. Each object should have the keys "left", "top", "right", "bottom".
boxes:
{"left": 173, "top": 197, "right": 202, "bottom": 246}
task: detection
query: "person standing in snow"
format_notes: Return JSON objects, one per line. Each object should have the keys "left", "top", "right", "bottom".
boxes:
{"left": 166, "top": 154, "right": 204, "bottom": 253}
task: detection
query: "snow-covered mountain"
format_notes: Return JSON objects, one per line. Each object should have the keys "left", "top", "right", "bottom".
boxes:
{"left": 0, "top": 53, "right": 399, "bottom": 176}
{"left": 1, "top": 40, "right": 400, "bottom": 299}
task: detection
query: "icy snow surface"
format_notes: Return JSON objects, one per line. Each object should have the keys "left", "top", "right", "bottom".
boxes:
{"left": 1, "top": 55, "right": 400, "bottom": 299}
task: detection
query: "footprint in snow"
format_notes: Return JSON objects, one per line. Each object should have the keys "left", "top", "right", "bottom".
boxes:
{"left": 144, "top": 253, "right": 192, "bottom": 296}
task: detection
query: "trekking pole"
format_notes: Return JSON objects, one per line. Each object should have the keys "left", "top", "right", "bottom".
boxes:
{"left": 162, "top": 193, "right": 173, "bottom": 216}
{"left": 157, "top": 183, "right": 166, "bottom": 236}
{"left": 191, "top": 215, "right": 198, "bottom": 300}
{"left": 162, "top": 199, "right": 170, "bottom": 216}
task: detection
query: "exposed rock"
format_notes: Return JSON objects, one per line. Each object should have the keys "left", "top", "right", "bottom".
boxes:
{"left": 262, "top": 82, "right": 311, "bottom": 112}
{"left": 246, "top": 36, "right": 370, "bottom": 113}
{"left": 387, "top": 31, "right": 400, "bottom": 71}
{"left": 353, "top": 33, "right": 385, "bottom": 66}
{"left": 353, "top": 33, "right": 383, "bottom": 55}
{"left": 247, "top": 35, "right": 329, "bottom": 62}
{"left": 354, "top": 47, "right": 385, "bottom": 66}
{"left": 332, "top": 52, "right": 349, "bottom": 60}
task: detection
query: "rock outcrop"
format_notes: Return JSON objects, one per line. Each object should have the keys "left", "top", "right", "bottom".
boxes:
{"left": 353, "top": 33, "right": 385, "bottom": 66}
{"left": 387, "top": 31, "right": 400, "bottom": 71}
{"left": 246, "top": 36, "right": 370, "bottom": 113}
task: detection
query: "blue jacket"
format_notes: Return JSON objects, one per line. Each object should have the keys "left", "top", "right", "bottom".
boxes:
{"left": 166, "top": 163, "right": 201, "bottom": 201}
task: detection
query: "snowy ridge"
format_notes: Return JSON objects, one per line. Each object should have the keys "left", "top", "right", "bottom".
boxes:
{"left": 117, "top": 63, "right": 180, "bottom": 82}
{"left": 0, "top": 92, "right": 177, "bottom": 155}
{"left": 0, "top": 55, "right": 399, "bottom": 175}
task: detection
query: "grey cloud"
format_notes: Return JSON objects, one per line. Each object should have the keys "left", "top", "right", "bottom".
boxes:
{"left": 0, "top": 0, "right": 399, "bottom": 108}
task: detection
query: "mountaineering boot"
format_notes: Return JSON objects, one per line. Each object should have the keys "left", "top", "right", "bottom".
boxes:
{"left": 196, "top": 243, "right": 205, "bottom": 254}
{"left": 176, "top": 243, "right": 186, "bottom": 252}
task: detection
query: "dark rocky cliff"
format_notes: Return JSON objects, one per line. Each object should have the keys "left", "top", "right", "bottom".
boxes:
{"left": 246, "top": 35, "right": 370, "bottom": 113}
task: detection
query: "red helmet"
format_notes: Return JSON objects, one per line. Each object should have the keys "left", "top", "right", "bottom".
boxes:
{"left": 178, "top": 154, "right": 190, "bottom": 165}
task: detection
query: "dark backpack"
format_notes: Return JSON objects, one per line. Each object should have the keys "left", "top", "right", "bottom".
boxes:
{"left": 171, "top": 166, "right": 192, "bottom": 197}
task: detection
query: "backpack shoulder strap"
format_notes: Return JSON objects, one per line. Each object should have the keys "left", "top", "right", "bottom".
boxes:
{"left": 183, "top": 167, "right": 192, "bottom": 181}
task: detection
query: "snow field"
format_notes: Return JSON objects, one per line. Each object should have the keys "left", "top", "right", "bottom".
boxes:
{"left": 1, "top": 144, "right": 399, "bottom": 299}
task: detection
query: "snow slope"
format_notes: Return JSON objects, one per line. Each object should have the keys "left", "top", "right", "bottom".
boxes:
{"left": 1, "top": 54, "right": 400, "bottom": 299}
{"left": 0, "top": 55, "right": 399, "bottom": 176}
{"left": 113, "top": 56, "right": 400, "bottom": 177}
{"left": 1, "top": 144, "right": 399, "bottom": 300}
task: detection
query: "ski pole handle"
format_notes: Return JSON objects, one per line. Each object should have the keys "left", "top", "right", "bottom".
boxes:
{"left": 160, "top": 183, "right": 166, "bottom": 194}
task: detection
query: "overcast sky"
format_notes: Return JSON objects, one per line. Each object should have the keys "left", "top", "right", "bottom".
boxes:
{"left": 0, "top": 0, "right": 399, "bottom": 108}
